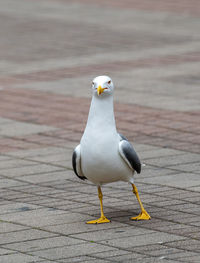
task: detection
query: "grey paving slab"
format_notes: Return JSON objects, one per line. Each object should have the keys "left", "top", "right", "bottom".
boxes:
{"left": 0, "top": 159, "right": 37, "bottom": 170}
{"left": 137, "top": 172, "right": 200, "bottom": 188}
{"left": 35, "top": 261, "right": 61, "bottom": 263}
{"left": 0, "top": 155, "right": 13, "bottom": 161}
{"left": 145, "top": 153, "right": 200, "bottom": 167}
{"left": 20, "top": 170, "right": 70, "bottom": 183}
{"left": 164, "top": 239, "right": 200, "bottom": 252}
{"left": 177, "top": 254, "right": 200, "bottom": 263}
{"left": 101, "top": 252, "right": 147, "bottom": 262}
{"left": 0, "top": 253, "right": 41, "bottom": 263}
{"left": 1, "top": 164, "right": 65, "bottom": 178}
{"left": 0, "top": 222, "right": 28, "bottom": 233}
{"left": 0, "top": 248, "right": 15, "bottom": 256}
{"left": 0, "top": 202, "right": 43, "bottom": 215}
{"left": 90, "top": 249, "right": 133, "bottom": 259}
{"left": 56, "top": 256, "right": 95, "bottom": 263}
{"left": 70, "top": 226, "right": 155, "bottom": 242}
{"left": 2, "top": 236, "right": 85, "bottom": 253}
{"left": 0, "top": 207, "right": 67, "bottom": 225}
{"left": 0, "top": 178, "right": 29, "bottom": 188}
{"left": 31, "top": 242, "right": 118, "bottom": 260}
{"left": 0, "top": 120, "right": 57, "bottom": 137}
{"left": 42, "top": 221, "right": 130, "bottom": 236}
{"left": 7, "top": 147, "right": 72, "bottom": 158}
{"left": 170, "top": 162, "right": 200, "bottom": 174}
{"left": 0, "top": 229, "right": 57, "bottom": 245}
{"left": 100, "top": 232, "right": 185, "bottom": 249}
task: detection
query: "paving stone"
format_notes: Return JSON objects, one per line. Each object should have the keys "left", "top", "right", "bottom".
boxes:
{"left": 0, "top": 207, "right": 68, "bottom": 226}
{"left": 170, "top": 162, "right": 200, "bottom": 174}
{"left": 105, "top": 252, "right": 148, "bottom": 262}
{"left": 164, "top": 239, "right": 200, "bottom": 252}
{"left": 1, "top": 164, "right": 65, "bottom": 178}
{"left": 57, "top": 256, "right": 94, "bottom": 263}
{"left": 90, "top": 249, "right": 132, "bottom": 259}
{"left": 0, "top": 178, "right": 29, "bottom": 189}
{"left": 31, "top": 243, "right": 118, "bottom": 260}
{"left": 3, "top": 236, "right": 85, "bottom": 253}
{"left": 176, "top": 254, "right": 200, "bottom": 263}
{"left": 0, "top": 159, "right": 37, "bottom": 170}
{"left": 145, "top": 153, "right": 200, "bottom": 167}
{"left": 43, "top": 221, "right": 129, "bottom": 236}
{"left": 0, "top": 253, "right": 41, "bottom": 263}
{"left": 137, "top": 172, "right": 200, "bottom": 188}
{"left": 0, "top": 222, "right": 29, "bottom": 233}
{"left": 71, "top": 226, "right": 155, "bottom": 242}
{"left": 0, "top": 202, "right": 43, "bottom": 215}
{"left": 34, "top": 261, "right": 61, "bottom": 263}
{"left": 0, "top": 248, "right": 15, "bottom": 256}
{"left": 19, "top": 170, "right": 70, "bottom": 183}
{"left": 56, "top": 256, "right": 94, "bottom": 263}
{"left": 81, "top": 260, "right": 113, "bottom": 263}
{"left": 0, "top": 229, "right": 57, "bottom": 245}
{"left": 100, "top": 232, "right": 184, "bottom": 249}
{"left": 0, "top": 120, "right": 57, "bottom": 137}
{"left": 165, "top": 251, "right": 200, "bottom": 260}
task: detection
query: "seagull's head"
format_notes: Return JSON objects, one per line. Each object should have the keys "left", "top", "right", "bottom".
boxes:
{"left": 92, "top": 76, "right": 114, "bottom": 97}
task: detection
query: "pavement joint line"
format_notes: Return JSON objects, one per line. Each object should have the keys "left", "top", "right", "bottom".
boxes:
{"left": 88, "top": 251, "right": 178, "bottom": 263}
{"left": 0, "top": 227, "right": 31, "bottom": 234}
{"left": 0, "top": 234, "right": 60, "bottom": 247}
{"left": 0, "top": 249, "right": 61, "bottom": 263}
{"left": 78, "top": 254, "right": 119, "bottom": 263}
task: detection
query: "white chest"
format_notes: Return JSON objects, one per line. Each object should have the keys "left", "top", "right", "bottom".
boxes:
{"left": 80, "top": 132, "right": 132, "bottom": 184}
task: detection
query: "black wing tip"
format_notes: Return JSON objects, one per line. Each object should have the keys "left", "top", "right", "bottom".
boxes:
{"left": 77, "top": 175, "right": 87, "bottom": 180}
{"left": 72, "top": 150, "right": 87, "bottom": 181}
{"left": 136, "top": 163, "right": 141, "bottom": 174}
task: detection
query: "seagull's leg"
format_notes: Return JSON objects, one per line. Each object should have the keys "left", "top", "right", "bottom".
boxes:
{"left": 131, "top": 184, "right": 151, "bottom": 220}
{"left": 87, "top": 186, "right": 110, "bottom": 224}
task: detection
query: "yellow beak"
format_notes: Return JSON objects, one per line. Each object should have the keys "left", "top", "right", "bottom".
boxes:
{"left": 97, "top": 85, "right": 105, "bottom": 95}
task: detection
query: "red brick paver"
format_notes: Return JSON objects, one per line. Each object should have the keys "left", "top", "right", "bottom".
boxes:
{"left": 0, "top": 88, "right": 199, "bottom": 154}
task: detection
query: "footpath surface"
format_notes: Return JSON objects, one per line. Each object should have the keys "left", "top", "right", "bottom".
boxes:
{"left": 0, "top": 0, "right": 200, "bottom": 262}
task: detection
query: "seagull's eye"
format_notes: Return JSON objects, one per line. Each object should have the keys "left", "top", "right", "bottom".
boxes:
{"left": 92, "top": 82, "right": 95, "bottom": 86}
{"left": 108, "top": 80, "right": 111, "bottom": 85}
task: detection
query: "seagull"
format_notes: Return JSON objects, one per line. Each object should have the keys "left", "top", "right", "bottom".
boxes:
{"left": 72, "top": 76, "right": 151, "bottom": 224}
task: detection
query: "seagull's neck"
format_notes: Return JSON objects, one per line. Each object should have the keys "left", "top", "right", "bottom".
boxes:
{"left": 86, "top": 94, "right": 117, "bottom": 132}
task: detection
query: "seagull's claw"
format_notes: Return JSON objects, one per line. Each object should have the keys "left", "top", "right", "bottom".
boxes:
{"left": 86, "top": 216, "right": 111, "bottom": 224}
{"left": 131, "top": 210, "right": 151, "bottom": 220}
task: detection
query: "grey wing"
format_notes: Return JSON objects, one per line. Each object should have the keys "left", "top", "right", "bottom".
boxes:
{"left": 118, "top": 135, "right": 141, "bottom": 174}
{"left": 72, "top": 144, "right": 87, "bottom": 180}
